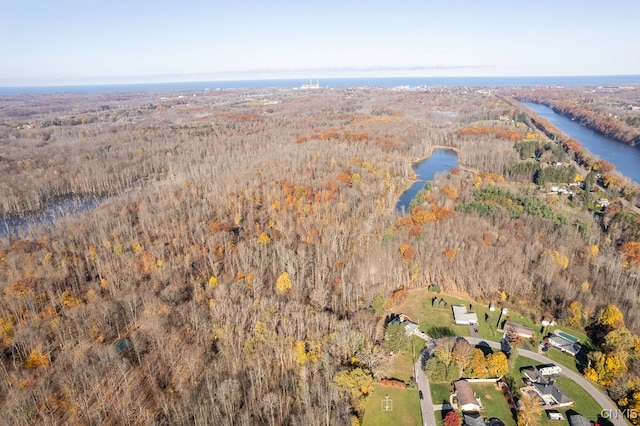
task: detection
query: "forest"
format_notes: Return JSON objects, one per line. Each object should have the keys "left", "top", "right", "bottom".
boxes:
{"left": 1, "top": 85, "right": 640, "bottom": 425}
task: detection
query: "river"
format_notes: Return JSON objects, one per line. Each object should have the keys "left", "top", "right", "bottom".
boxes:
{"left": 396, "top": 149, "right": 459, "bottom": 213}
{"left": 521, "top": 101, "right": 640, "bottom": 185}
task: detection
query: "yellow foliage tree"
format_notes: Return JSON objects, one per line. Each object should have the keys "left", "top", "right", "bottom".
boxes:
{"left": 473, "top": 176, "right": 483, "bottom": 188}
{"left": 334, "top": 368, "right": 374, "bottom": 415}
{"left": 0, "top": 318, "right": 13, "bottom": 345}
{"left": 585, "top": 351, "right": 626, "bottom": 386}
{"left": 441, "top": 184, "right": 458, "bottom": 200}
{"left": 258, "top": 232, "right": 271, "bottom": 245}
{"left": 599, "top": 304, "right": 625, "bottom": 329}
{"left": 208, "top": 276, "right": 218, "bottom": 287}
{"left": 517, "top": 393, "right": 543, "bottom": 426}
{"left": 276, "top": 272, "right": 292, "bottom": 294}
{"left": 410, "top": 263, "right": 419, "bottom": 281}
{"left": 466, "top": 348, "right": 488, "bottom": 378}
{"left": 552, "top": 250, "right": 569, "bottom": 269}
{"left": 567, "top": 301, "right": 582, "bottom": 327}
{"left": 25, "top": 350, "right": 50, "bottom": 369}
{"left": 581, "top": 281, "right": 590, "bottom": 293}
{"left": 486, "top": 351, "right": 508, "bottom": 377}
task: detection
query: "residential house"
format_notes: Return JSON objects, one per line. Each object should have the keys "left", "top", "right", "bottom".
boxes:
{"left": 547, "top": 334, "right": 581, "bottom": 356}
{"left": 453, "top": 380, "right": 483, "bottom": 412}
{"left": 531, "top": 382, "right": 573, "bottom": 408}
{"left": 453, "top": 305, "right": 479, "bottom": 325}
{"left": 522, "top": 367, "right": 551, "bottom": 385}
{"left": 502, "top": 320, "right": 534, "bottom": 341}
{"left": 386, "top": 314, "right": 420, "bottom": 337}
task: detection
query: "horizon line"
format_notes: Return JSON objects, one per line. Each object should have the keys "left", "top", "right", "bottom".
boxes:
{"left": 2, "top": 73, "right": 640, "bottom": 90}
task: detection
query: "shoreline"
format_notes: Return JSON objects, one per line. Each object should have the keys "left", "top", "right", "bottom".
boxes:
{"left": 395, "top": 145, "right": 471, "bottom": 213}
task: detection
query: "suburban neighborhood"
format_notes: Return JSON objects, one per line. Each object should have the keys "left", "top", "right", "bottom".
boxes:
{"left": 365, "top": 289, "right": 626, "bottom": 426}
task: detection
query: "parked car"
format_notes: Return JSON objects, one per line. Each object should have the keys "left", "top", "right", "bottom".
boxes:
{"left": 419, "top": 390, "right": 423, "bottom": 400}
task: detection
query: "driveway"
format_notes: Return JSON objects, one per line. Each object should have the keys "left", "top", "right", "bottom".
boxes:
{"left": 464, "top": 337, "right": 626, "bottom": 426}
{"left": 415, "top": 350, "right": 438, "bottom": 426}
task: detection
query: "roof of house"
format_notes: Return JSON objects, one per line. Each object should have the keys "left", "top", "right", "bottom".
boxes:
{"left": 548, "top": 335, "right": 581, "bottom": 355}
{"left": 568, "top": 414, "right": 592, "bottom": 426}
{"left": 533, "top": 382, "right": 572, "bottom": 405}
{"left": 454, "top": 380, "right": 480, "bottom": 408}
{"left": 522, "top": 367, "right": 550, "bottom": 385}
{"left": 452, "top": 305, "right": 479, "bottom": 324}
{"left": 404, "top": 321, "right": 419, "bottom": 336}
{"left": 463, "top": 413, "right": 485, "bottom": 426}
{"left": 503, "top": 320, "right": 534, "bottom": 338}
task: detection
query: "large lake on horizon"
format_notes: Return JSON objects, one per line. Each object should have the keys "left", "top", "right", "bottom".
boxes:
{"left": 396, "top": 149, "right": 459, "bottom": 213}
{"left": 521, "top": 102, "right": 640, "bottom": 184}
{"left": 2, "top": 75, "right": 640, "bottom": 95}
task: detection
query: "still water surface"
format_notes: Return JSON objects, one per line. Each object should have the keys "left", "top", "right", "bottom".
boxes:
{"left": 396, "top": 149, "right": 459, "bottom": 212}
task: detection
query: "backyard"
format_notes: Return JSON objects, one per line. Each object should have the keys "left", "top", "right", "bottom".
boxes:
{"left": 362, "top": 384, "right": 422, "bottom": 426}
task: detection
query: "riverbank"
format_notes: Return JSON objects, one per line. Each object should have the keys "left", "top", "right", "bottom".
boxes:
{"left": 520, "top": 101, "right": 640, "bottom": 187}
{"left": 519, "top": 98, "right": 640, "bottom": 149}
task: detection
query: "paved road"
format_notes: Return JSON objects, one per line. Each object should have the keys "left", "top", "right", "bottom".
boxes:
{"left": 464, "top": 337, "right": 626, "bottom": 426}
{"left": 415, "top": 352, "right": 437, "bottom": 426}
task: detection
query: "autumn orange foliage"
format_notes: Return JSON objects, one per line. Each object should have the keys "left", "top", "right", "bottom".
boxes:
{"left": 457, "top": 127, "right": 522, "bottom": 142}
{"left": 620, "top": 242, "right": 640, "bottom": 268}
{"left": 399, "top": 244, "right": 416, "bottom": 261}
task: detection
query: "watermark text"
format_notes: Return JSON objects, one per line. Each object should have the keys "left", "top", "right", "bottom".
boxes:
{"left": 601, "top": 408, "right": 639, "bottom": 419}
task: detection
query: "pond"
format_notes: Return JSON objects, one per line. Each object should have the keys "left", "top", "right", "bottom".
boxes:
{"left": 396, "top": 149, "right": 459, "bottom": 213}
{"left": 0, "top": 196, "right": 104, "bottom": 238}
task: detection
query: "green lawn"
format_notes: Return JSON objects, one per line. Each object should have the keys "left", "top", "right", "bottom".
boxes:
{"left": 392, "top": 289, "right": 546, "bottom": 343}
{"left": 430, "top": 382, "right": 452, "bottom": 406}
{"left": 473, "top": 383, "right": 517, "bottom": 425}
{"left": 543, "top": 347, "right": 582, "bottom": 374}
{"left": 508, "top": 354, "right": 610, "bottom": 426}
{"left": 362, "top": 384, "right": 422, "bottom": 426}
{"left": 542, "top": 378, "right": 612, "bottom": 426}
{"left": 386, "top": 337, "right": 423, "bottom": 383}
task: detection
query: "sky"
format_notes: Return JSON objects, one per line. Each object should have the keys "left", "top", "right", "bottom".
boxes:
{"left": 2, "top": 0, "right": 639, "bottom": 86}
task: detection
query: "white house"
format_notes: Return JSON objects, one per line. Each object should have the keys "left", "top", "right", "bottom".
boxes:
{"left": 453, "top": 380, "right": 483, "bottom": 412}
{"left": 452, "top": 305, "right": 479, "bottom": 325}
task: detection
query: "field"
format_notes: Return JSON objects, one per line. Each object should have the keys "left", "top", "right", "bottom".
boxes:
{"left": 362, "top": 384, "right": 422, "bottom": 426}
{"left": 393, "top": 288, "right": 546, "bottom": 342}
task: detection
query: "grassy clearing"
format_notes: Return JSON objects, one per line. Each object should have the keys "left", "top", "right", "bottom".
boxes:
{"left": 473, "top": 383, "right": 517, "bottom": 425}
{"left": 545, "top": 378, "right": 611, "bottom": 426}
{"left": 392, "top": 289, "right": 592, "bottom": 374}
{"left": 390, "top": 289, "right": 546, "bottom": 344}
{"left": 362, "top": 384, "right": 422, "bottom": 426}
{"left": 543, "top": 348, "right": 582, "bottom": 374}
{"left": 430, "top": 382, "right": 452, "bottom": 406}
{"left": 386, "top": 336, "right": 424, "bottom": 383}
